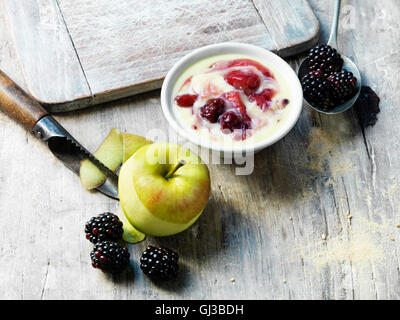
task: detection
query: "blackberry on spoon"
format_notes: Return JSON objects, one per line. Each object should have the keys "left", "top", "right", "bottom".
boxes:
{"left": 327, "top": 70, "right": 358, "bottom": 103}
{"left": 308, "top": 43, "right": 343, "bottom": 76}
{"left": 298, "top": 0, "right": 361, "bottom": 114}
{"left": 301, "top": 71, "right": 335, "bottom": 111}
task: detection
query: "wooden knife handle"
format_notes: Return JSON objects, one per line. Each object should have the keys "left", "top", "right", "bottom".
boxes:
{"left": 0, "top": 70, "right": 48, "bottom": 132}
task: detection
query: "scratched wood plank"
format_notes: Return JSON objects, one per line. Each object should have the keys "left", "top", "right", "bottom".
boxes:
{"left": 0, "top": 4, "right": 25, "bottom": 91}
{"left": 1, "top": 0, "right": 92, "bottom": 110}
{"left": 252, "top": 0, "right": 320, "bottom": 55}
{"left": 0, "top": 0, "right": 399, "bottom": 300}
{"left": 2, "top": 0, "right": 318, "bottom": 112}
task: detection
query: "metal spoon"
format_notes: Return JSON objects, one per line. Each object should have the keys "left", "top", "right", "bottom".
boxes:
{"left": 298, "top": 0, "right": 362, "bottom": 114}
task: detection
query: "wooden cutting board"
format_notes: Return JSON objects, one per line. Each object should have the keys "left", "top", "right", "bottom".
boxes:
{"left": 1, "top": 0, "right": 319, "bottom": 112}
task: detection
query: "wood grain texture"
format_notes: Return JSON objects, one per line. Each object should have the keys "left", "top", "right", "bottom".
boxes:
{"left": 0, "top": 0, "right": 399, "bottom": 300}
{"left": 2, "top": 0, "right": 319, "bottom": 112}
{"left": 252, "top": 0, "right": 319, "bottom": 55}
{"left": 1, "top": 0, "right": 92, "bottom": 109}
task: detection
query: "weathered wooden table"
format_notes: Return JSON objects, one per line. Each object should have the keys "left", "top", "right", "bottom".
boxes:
{"left": 0, "top": 0, "right": 399, "bottom": 299}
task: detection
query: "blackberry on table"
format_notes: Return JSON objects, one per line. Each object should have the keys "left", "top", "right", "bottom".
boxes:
{"left": 308, "top": 43, "right": 343, "bottom": 76}
{"left": 354, "top": 86, "right": 380, "bottom": 128}
{"left": 327, "top": 70, "right": 358, "bottom": 103}
{"left": 91, "top": 241, "right": 130, "bottom": 274}
{"left": 301, "top": 71, "right": 335, "bottom": 110}
{"left": 140, "top": 245, "right": 179, "bottom": 281}
{"left": 85, "top": 212, "right": 123, "bottom": 244}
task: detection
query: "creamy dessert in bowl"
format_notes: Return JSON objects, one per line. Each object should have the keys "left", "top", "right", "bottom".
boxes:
{"left": 161, "top": 43, "right": 303, "bottom": 154}
{"left": 173, "top": 54, "right": 292, "bottom": 145}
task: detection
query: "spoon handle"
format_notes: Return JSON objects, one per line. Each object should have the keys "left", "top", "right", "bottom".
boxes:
{"left": 327, "top": 0, "right": 342, "bottom": 49}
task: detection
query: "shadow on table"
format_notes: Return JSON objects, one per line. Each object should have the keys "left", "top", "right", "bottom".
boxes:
{"left": 142, "top": 198, "right": 259, "bottom": 292}
{"left": 147, "top": 262, "right": 190, "bottom": 293}
{"left": 151, "top": 196, "right": 254, "bottom": 258}
{"left": 247, "top": 106, "right": 360, "bottom": 211}
{"left": 106, "top": 261, "right": 136, "bottom": 284}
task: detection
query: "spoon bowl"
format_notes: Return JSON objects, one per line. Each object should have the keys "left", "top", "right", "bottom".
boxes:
{"left": 298, "top": 55, "right": 362, "bottom": 114}
{"left": 298, "top": 0, "right": 361, "bottom": 114}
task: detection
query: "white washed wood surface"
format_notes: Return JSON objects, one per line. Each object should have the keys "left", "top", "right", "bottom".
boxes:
{"left": 2, "top": 0, "right": 319, "bottom": 112}
{"left": 1, "top": 0, "right": 91, "bottom": 109}
{"left": 0, "top": 0, "right": 399, "bottom": 299}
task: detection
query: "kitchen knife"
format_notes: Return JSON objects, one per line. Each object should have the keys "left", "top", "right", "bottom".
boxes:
{"left": 0, "top": 70, "right": 119, "bottom": 199}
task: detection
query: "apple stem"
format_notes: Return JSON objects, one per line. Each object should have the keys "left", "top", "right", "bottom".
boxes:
{"left": 165, "top": 160, "right": 186, "bottom": 179}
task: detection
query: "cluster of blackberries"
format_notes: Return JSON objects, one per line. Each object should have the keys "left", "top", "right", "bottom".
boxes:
{"left": 85, "top": 212, "right": 130, "bottom": 274}
{"left": 301, "top": 43, "right": 357, "bottom": 111}
{"left": 85, "top": 213, "right": 179, "bottom": 280}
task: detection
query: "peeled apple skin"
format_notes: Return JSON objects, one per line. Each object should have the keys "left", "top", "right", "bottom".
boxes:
{"left": 118, "top": 209, "right": 146, "bottom": 244}
{"left": 79, "top": 129, "right": 152, "bottom": 242}
{"left": 80, "top": 128, "right": 123, "bottom": 189}
{"left": 79, "top": 129, "right": 152, "bottom": 190}
{"left": 118, "top": 143, "right": 211, "bottom": 236}
{"left": 121, "top": 133, "right": 152, "bottom": 163}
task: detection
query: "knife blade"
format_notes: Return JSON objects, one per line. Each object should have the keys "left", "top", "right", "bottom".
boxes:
{"left": 0, "top": 70, "right": 119, "bottom": 199}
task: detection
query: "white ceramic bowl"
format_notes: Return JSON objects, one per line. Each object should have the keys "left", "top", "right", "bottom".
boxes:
{"left": 160, "top": 42, "right": 303, "bottom": 154}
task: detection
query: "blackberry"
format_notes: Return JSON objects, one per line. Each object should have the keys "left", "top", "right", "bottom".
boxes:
{"left": 327, "top": 70, "right": 358, "bottom": 103}
{"left": 200, "top": 98, "right": 225, "bottom": 123}
{"left": 308, "top": 43, "right": 343, "bottom": 76}
{"left": 220, "top": 111, "right": 250, "bottom": 132}
{"left": 85, "top": 212, "right": 123, "bottom": 244}
{"left": 90, "top": 241, "right": 130, "bottom": 274}
{"left": 301, "top": 71, "right": 335, "bottom": 110}
{"left": 354, "top": 86, "right": 380, "bottom": 128}
{"left": 140, "top": 245, "right": 179, "bottom": 281}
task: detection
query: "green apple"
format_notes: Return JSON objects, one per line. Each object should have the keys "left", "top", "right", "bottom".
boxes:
{"left": 118, "top": 143, "right": 211, "bottom": 236}
{"left": 80, "top": 129, "right": 152, "bottom": 190}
